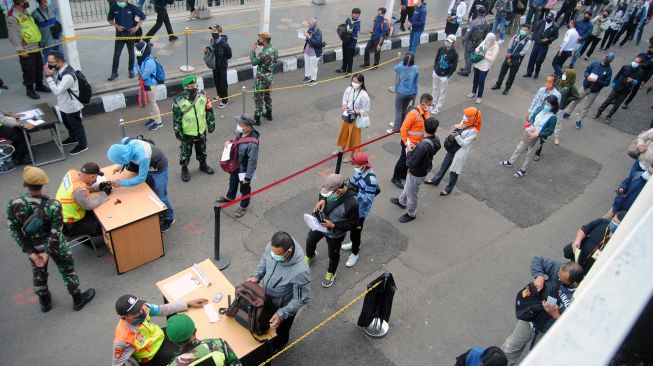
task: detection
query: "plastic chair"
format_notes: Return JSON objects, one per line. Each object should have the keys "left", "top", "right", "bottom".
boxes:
{"left": 66, "top": 235, "right": 103, "bottom": 257}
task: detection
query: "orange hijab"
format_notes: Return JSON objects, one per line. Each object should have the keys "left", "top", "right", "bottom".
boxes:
{"left": 462, "top": 107, "right": 482, "bottom": 133}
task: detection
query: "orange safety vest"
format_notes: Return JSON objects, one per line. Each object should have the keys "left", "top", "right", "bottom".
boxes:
{"left": 114, "top": 306, "right": 165, "bottom": 363}
{"left": 401, "top": 105, "right": 429, "bottom": 145}
{"left": 406, "top": 0, "right": 416, "bottom": 7}
{"left": 55, "top": 170, "right": 88, "bottom": 223}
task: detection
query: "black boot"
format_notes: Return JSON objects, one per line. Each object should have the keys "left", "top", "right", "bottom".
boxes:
{"left": 26, "top": 87, "right": 40, "bottom": 100}
{"left": 199, "top": 162, "right": 215, "bottom": 175}
{"left": 263, "top": 110, "right": 273, "bottom": 121}
{"left": 39, "top": 291, "right": 52, "bottom": 313}
{"left": 181, "top": 166, "right": 191, "bottom": 182}
{"left": 491, "top": 83, "right": 501, "bottom": 90}
{"left": 254, "top": 115, "right": 261, "bottom": 126}
{"left": 72, "top": 288, "right": 95, "bottom": 311}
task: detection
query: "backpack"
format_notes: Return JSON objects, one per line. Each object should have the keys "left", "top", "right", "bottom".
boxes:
{"left": 222, "top": 281, "right": 275, "bottom": 339}
{"left": 21, "top": 197, "right": 49, "bottom": 236}
{"left": 126, "top": 134, "right": 156, "bottom": 145}
{"left": 381, "top": 18, "right": 392, "bottom": 39}
{"left": 204, "top": 47, "right": 216, "bottom": 70}
{"left": 515, "top": 282, "right": 545, "bottom": 322}
{"left": 62, "top": 66, "right": 92, "bottom": 105}
{"left": 337, "top": 23, "right": 352, "bottom": 44}
{"left": 470, "top": 23, "right": 488, "bottom": 44}
{"left": 219, "top": 136, "right": 259, "bottom": 173}
{"left": 152, "top": 58, "right": 165, "bottom": 84}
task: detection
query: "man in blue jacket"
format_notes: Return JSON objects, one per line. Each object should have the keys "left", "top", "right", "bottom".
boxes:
{"left": 563, "top": 52, "right": 613, "bottom": 129}
{"left": 107, "top": 137, "right": 175, "bottom": 232}
{"left": 337, "top": 8, "right": 361, "bottom": 74}
{"left": 568, "top": 11, "right": 593, "bottom": 68}
{"left": 594, "top": 55, "right": 644, "bottom": 123}
{"left": 361, "top": 7, "right": 389, "bottom": 68}
{"left": 407, "top": 0, "right": 427, "bottom": 53}
{"left": 107, "top": 0, "right": 146, "bottom": 81}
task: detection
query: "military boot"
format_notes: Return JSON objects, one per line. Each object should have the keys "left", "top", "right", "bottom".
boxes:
{"left": 263, "top": 110, "right": 273, "bottom": 121}
{"left": 199, "top": 162, "right": 215, "bottom": 175}
{"left": 181, "top": 166, "right": 191, "bottom": 182}
{"left": 39, "top": 291, "right": 52, "bottom": 313}
{"left": 72, "top": 288, "right": 95, "bottom": 311}
{"left": 254, "top": 115, "right": 261, "bottom": 126}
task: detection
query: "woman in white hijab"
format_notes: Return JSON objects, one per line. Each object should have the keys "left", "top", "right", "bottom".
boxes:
{"left": 468, "top": 32, "right": 499, "bottom": 104}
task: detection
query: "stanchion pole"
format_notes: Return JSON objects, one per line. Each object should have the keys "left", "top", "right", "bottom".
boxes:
{"left": 213, "top": 201, "right": 230, "bottom": 270}
{"left": 180, "top": 27, "right": 195, "bottom": 72}
{"left": 335, "top": 151, "right": 343, "bottom": 174}
{"left": 119, "top": 118, "right": 126, "bottom": 138}
{"left": 241, "top": 86, "right": 247, "bottom": 114}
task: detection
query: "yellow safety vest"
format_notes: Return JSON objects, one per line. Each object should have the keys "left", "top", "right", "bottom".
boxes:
{"left": 12, "top": 10, "right": 42, "bottom": 45}
{"left": 55, "top": 170, "right": 87, "bottom": 223}
{"left": 114, "top": 307, "right": 165, "bottom": 363}
{"left": 178, "top": 94, "right": 208, "bottom": 137}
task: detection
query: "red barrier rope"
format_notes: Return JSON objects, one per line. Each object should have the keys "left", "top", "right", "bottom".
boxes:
{"left": 220, "top": 131, "right": 398, "bottom": 209}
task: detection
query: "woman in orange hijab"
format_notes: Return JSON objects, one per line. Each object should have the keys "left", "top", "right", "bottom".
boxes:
{"left": 424, "top": 107, "right": 482, "bottom": 196}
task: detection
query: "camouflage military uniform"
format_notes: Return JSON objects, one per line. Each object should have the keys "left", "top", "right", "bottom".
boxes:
{"left": 167, "top": 338, "right": 241, "bottom": 366}
{"left": 250, "top": 44, "right": 279, "bottom": 117}
{"left": 172, "top": 90, "right": 216, "bottom": 167}
{"left": 7, "top": 193, "right": 80, "bottom": 296}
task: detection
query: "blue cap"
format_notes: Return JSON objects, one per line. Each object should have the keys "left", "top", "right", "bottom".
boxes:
{"left": 605, "top": 52, "right": 615, "bottom": 61}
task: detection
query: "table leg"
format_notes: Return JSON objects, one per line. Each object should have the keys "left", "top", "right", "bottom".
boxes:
{"left": 21, "top": 128, "right": 36, "bottom": 166}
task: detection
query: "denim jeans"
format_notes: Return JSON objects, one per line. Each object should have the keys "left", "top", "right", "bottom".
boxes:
{"left": 146, "top": 167, "right": 174, "bottom": 222}
{"left": 393, "top": 93, "right": 415, "bottom": 132}
{"left": 227, "top": 171, "right": 252, "bottom": 208}
{"left": 472, "top": 68, "right": 489, "bottom": 98}
{"left": 492, "top": 13, "right": 507, "bottom": 41}
{"left": 409, "top": 31, "right": 422, "bottom": 53}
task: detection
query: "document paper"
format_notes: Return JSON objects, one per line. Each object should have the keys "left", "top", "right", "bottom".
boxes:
{"left": 163, "top": 272, "right": 202, "bottom": 300}
{"left": 304, "top": 213, "right": 329, "bottom": 233}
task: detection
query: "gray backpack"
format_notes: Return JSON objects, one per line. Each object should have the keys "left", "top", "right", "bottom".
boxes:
{"left": 204, "top": 47, "right": 216, "bottom": 70}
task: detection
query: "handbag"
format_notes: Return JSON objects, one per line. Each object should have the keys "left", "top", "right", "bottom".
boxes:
{"left": 343, "top": 88, "right": 361, "bottom": 123}
{"left": 356, "top": 111, "right": 370, "bottom": 129}
{"left": 470, "top": 51, "right": 484, "bottom": 63}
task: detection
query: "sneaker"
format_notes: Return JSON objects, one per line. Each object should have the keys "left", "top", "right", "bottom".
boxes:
{"left": 575, "top": 120, "right": 582, "bottom": 129}
{"left": 160, "top": 218, "right": 175, "bottom": 232}
{"left": 69, "top": 145, "right": 88, "bottom": 155}
{"left": 475, "top": 98, "right": 482, "bottom": 104}
{"left": 499, "top": 160, "right": 512, "bottom": 167}
{"left": 621, "top": 103, "right": 628, "bottom": 110}
{"left": 497, "top": 39, "right": 504, "bottom": 45}
{"left": 399, "top": 213, "right": 416, "bottom": 223}
{"left": 467, "top": 92, "right": 476, "bottom": 98}
{"left": 148, "top": 122, "right": 163, "bottom": 131}
{"left": 345, "top": 254, "right": 359, "bottom": 267}
{"left": 386, "top": 129, "right": 394, "bottom": 134}
{"left": 217, "top": 101, "right": 228, "bottom": 109}
{"left": 308, "top": 80, "right": 317, "bottom": 86}
{"left": 491, "top": 84, "right": 501, "bottom": 90}
{"left": 301, "top": 76, "right": 311, "bottom": 84}
{"left": 390, "top": 197, "right": 407, "bottom": 209}
{"left": 61, "top": 137, "right": 78, "bottom": 145}
{"left": 605, "top": 116, "right": 611, "bottom": 123}
{"left": 388, "top": 121, "right": 395, "bottom": 127}
{"left": 322, "top": 272, "right": 336, "bottom": 287}
{"left": 562, "top": 112, "right": 570, "bottom": 119}
{"left": 305, "top": 251, "right": 318, "bottom": 265}
{"left": 513, "top": 169, "right": 526, "bottom": 178}
{"left": 341, "top": 242, "right": 353, "bottom": 250}
{"left": 144, "top": 119, "right": 156, "bottom": 127}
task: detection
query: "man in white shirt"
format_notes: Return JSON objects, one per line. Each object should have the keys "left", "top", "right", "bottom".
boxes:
{"left": 551, "top": 19, "right": 579, "bottom": 77}
{"left": 43, "top": 51, "right": 87, "bottom": 155}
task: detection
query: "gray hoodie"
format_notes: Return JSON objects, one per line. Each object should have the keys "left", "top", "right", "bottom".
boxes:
{"left": 252, "top": 239, "right": 311, "bottom": 321}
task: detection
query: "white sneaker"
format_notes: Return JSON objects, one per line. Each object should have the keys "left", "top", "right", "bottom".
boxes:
{"left": 467, "top": 92, "right": 476, "bottom": 98}
{"left": 475, "top": 98, "right": 482, "bottom": 104}
{"left": 388, "top": 121, "right": 395, "bottom": 127}
{"left": 498, "top": 39, "right": 505, "bottom": 45}
{"left": 345, "top": 253, "right": 359, "bottom": 267}
{"left": 386, "top": 129, "right": 394, "bottom": 134}
{"left": 341, "top": 242, "right": 352, "bottom": 250}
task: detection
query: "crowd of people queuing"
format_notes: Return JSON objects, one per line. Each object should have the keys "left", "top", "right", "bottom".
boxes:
{"left": 3, "top": 0, "right": 653, "bottom": 365}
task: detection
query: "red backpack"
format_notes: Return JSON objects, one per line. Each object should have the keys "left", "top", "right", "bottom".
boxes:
{"left": 219, "top": 136, "right": 259, "bottom": 173}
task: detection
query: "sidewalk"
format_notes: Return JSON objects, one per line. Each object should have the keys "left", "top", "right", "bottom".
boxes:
{"left": 0, "top": 0, "right": 446, "bottom": 111}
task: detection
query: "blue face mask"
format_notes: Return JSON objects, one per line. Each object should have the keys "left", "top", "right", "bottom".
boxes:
{"left": 608, "top": 220, "right": 619, "bottom": 233}
{"left": 126, "top": 311, "right": 147, "bottom": 325}
{"left": 353, "top": 167, "right": 362, "bottom": 174}
{"left": 116, "top": 0, "right": 127, "bottom": 7}
{"left": 631, "top": 62, "right": 639, "bottom": 68}
{"left": 236, "top": 124, "right": 244, "bottom": 134}
{"left": 271, "top": 251, "right": 286, "bottom": 262}
{"left": 543, "top": 104, "right": 552, "bottom": 112}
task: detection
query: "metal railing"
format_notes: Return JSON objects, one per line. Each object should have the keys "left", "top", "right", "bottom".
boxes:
{"left": 71, "top": 0, "right": 260, "bottom": 24}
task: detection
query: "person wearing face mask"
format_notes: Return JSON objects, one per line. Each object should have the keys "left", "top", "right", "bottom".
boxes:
{"left": 563, "top": 211, "right": 626, "bottom": 274}
{"left": 335, "top": 73, "right": 370, "bottom": 163}
{"left": 523, "top": 12, "right": 558, "bottom": 79}
{"left": 389, "top": 52, "right": 419, "bottom": 132}
{"left": 600, "top": 3, "right": 627, "bottom": 52}
{"left": 340, "top": 152, "right": 378, "bottom": 268}
{"left": 407, "top": 0, "right": 427, "bottom": 53}
{"left": 492, "top": 0, "right": 513, "bottom": 44}
{"left": 500, "top": 95, "right": 558, "bottom": 177}
{"left": 7, "top": 0, "right": 52, "bottom": 100}
{"left": 593, "top": 56, "right": 643, "bottom": 123}
{"left": 468, "top": 32, "right": 499, "bottom": 104}
{"left": 134, "top": 41, "right": 164, "bottom": 131}
{"left": 217, "top": 114, "right": 259, "bottom": 218}
{"left": 554, "top": 0, "right": 578, "bottom": 27}
{"left": 337, "top": 8, "right": 361, "bottom": 74}
{"left": 614, "top": 0, "right": 646, "bottom": 47}
{"left": 551, "top": 20, "right": 578, "bottom": 78}
{"left": 431, "top": 35, "right": 459, "bottom": 115}
{"left": 206, "top": 25, "right": 232, "bottom": 109}
{"left": 400, "top": 0, "right": 416, "bottom": 32}
{"left": 425, "top": 107, "right": 481, "bottom": 196}
{"left": 492, "top": 25, "right": 532, "bottom": 95}
{"left": 622, "top": 49, "right": 653, "bottom": 110}
{"left": 301, "top": 17, "right": 323, "bottom": 86}
{"left": 31, "top": 0, "right": 62, "bottom": 64}
{"left": 246, "top": 231, "right": 310, "bottom": 352}
{"left": 562, "top": 52, "right": 613, "bottom": 130}
{"left": 305, "top": 174, "right": 359, "bottom": 288}
{"left": 361, "top": 7, "right": 390, "bottom": 68}
{"left": 107, "top": 0, "right": 146, "bottom": 81}
{"left": 172, "top": 75, "right": 215, "bottom": 182}
{"left": 605, "top": 164, "right": 652, "bottom": 220}
{"left": 143, "top": 0, "right": 177, "bottom": 43}
{"left": 43, "top": 51, "right": 88, "bottom": 155}
{"left": 458, "top": 5, "right": 489, "bottom": 77}
{"left": 112, "top": 294, "right": 208, "bottom": 366}
{"left": 574, "top": 10, "right": 611, "bottom": 64}
{"left": 501, "top": 257, "right": 584, "bottom": 365}
{"left": 527, "top": 74, "right": 561, "bottom": 119}
{"left": 524, "top": 0, "right": 547, "bottom": 29}
{"left": 568, "top": 11, "right": 593, "bottom": 69}
{"left": 445, "top": 0, "right": 467, "bottom": 36}
{"left": 250, "top": 31, "right": 278, "bottom": 125}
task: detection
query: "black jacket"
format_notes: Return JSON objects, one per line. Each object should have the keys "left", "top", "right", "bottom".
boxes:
{"left": 533, "top": 21, "right": 559, "bottom": 45}
{"left": 612, "top": 64, "right": 643, "bottom": 94}
{"left": 211, "top": 35, "right": 232, "bottom": 70}
{"left": 434, "top": 46, "right": 459, "bottom": 77}
{"left": 469, "top": 0, "right": 489, "bottom": 20}
{"left": 406, "top": 135, "right": 441, "bottom": 177}
{"left": 321, "top": 188, "right": 359, "bottom": 239}
{"left": 357, "top": 272, "right": 397, "bottom": 327}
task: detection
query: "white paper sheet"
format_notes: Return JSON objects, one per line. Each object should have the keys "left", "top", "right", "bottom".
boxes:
{"left": 204, "top": 303, "right": 220, "bottom": 323}
{"left": 238, "top": 172, "right": 257, "bottom": 181}
{"left": 163, "top": 272, "right": 202, "bottom": 300}
{"left": 297, "top": 29, "right": 306, "bottom": 39}
{"left": 220, "top": 143, "right": 232, "bottom": 162}
{"left": 29, "top": 119, "right": 45, "bottom": 126}
{"left": 19, "top": 108, "right": 43, "bottom": 121}
{"left": 304, "top": 213, "right": 329, "bottom": 233}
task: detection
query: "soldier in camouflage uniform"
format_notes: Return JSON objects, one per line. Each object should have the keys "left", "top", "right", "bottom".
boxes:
{"left": 173, "top": 75, "right": 216, "bottom": 182}
{"left": 166, "top": 314, "right": 241, "bottom": 366}
{"left": 250, "top": 31, "right": 278, "bottom": 125}
{"left": 7, "top": 166, "right": 95, "bottom": 313}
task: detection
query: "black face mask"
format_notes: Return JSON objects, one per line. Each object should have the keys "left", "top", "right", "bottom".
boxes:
{"left": 212, "top": 33, "right": 220, "bottom": 40}
{"left": 47, "top": 63, "right": 56, "bottom": 70}
{"left": 186, "top": 88, "right": 198, "bottom": 100}
{"left": 546, "top": 17, "right": 554, "bottom": 23}
{"left": 23, "top": 1, "right": 30, "bottom": 8}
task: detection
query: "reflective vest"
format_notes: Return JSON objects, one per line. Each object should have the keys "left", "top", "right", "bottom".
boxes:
{"left": 179, "top": 94, "right": 208, "bottom": 137}
{"left": 402, "top": 106, "right": 428, "bottom": 145}
{"left": 55, "top": 170, "right": 87, "bottom": 223}
{"left": 12, "top": 10, "right": 42, "bottom": 45}
{"left": 114, "top": 306, "right": 165, "bottom": 363}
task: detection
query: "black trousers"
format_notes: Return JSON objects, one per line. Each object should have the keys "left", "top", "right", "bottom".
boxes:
{"left": 349, "top": 216, "right": 366, "bottom": 255}
{"left": 61, "top": 111, "right": 87, "bottom": 148}
{"left": 625, "top": 72, "right": 652, "bottom": 105}
{"left": 212, "top": 68, "right": 228, "bottom": 103}
{"left": 578, "top": 35, "right": 601, "bottom": 58}
{"left": 341, "top": 44, "right": 355, "bottom": 73}
{"left": 19, "top": 51, "right": 44, "bottom": 88}
{"left": 431, "top": 150, "right": 459, "bottom": 193}
{"left": 601, "top": 28, "right": 618, "bottom": 50}
{"left": 392, "top": 141, "right": 408, "bottom": 180}
{"left": 496, "top": 60, "right": 522, "bottom": 90}
{"left": 363, "top": 38, "right": 381, "bottom": 66}
{"left": 305, "top": 230, "right": 345, "bottom": 274}
{"left": 226, "top": 171, "right": 251, "bottom": 208}
{"left": 145, "top": 6, "right": 174, "bottom": 38}
{"left": 551, "top": 50, "right": 572, "bottom": 77}
{"left": 444, "top": 21, "right": 460, "bottom": 36}
{"left": 270, "top": 314, "right": 296, "bottom": 351}
{"left": 615, "top": 24, "right": 637, "bottom": 46}
{"left": 0, "top": 125, "right": 28, "bottom": 160}
{"left": 399, "top": 6, "right": 415, "bottom": 26}
{"left": 63, "top": 213, "right": 102, "bottom": 238}
{"left": 526, "top": 43, "right": 549, "bottom": 75}
{"left": 111, "top": 39, "right": 135, "bottom": 75}
{"left": 597, "top": 90, "right": 628, "bottom": 117}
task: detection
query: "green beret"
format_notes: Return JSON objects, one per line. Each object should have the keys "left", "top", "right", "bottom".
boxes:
{"left": 182, "top": 75, "right": 197, "bottom": 87}
{"left": 167, "top": 314, "right": 196, "bottom": 344}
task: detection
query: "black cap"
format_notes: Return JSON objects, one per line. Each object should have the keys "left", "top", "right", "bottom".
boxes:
{"left": 481, "top": 346, "right": 508, "bottom": 366}
{"left": 115, "top": 294, "right": 146, "bottom": 316}
{"left": 80, "top": 162, "right": 104, "bottom": 176}
{"left": 235, "top": 113, "right": 255, "bottom": 127}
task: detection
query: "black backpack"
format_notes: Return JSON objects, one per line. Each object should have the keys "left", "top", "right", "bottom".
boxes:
{"left": 443, "top": 127, "right": 472, "bottom": 153}
{"left": 470, "top": 23, "right": 489, "bottom": 45}
{"left": 62, "top": 66, "right": 92, "bottom": 105}
{"left": 21, "top": 197, "right": 50, "bottom": 236}
{"left": 337, "top": 23, "right": 352, "bottom": 44}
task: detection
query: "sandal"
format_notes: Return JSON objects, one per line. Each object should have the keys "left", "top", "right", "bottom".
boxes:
{"left": 514, "top": 170, "right": 526, "bottom": 178}
{"left": 331, "top": 150, "right": 340, "bottom": 156}
{"left": 343, "top": 155, "right": 353, "bottom": 163}
{"left": 554, "top": 137, "right": 560, "bottom": 145}
{"left": 235, "top": 207, "right": 247, "bottom": 218}
{"left": 533, "top": 155, "right": 541, "bottom": 161}
{"left": 217, "top": 196, "right": 233, "bottom": 203}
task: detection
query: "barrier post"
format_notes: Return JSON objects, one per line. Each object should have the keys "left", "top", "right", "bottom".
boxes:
{"left": 213, "top": 201, "right": 230, "bottom": 270}
{"left": 334, "top": 151, "right": 343, "bottom": 174}
{"left": 119, "top": 118, "right": 126, "bottom": 138}
{"left": 180, "top": 28, "right": 195, "bottom": 72}
{"left": 241, "top": 86, "right": 247, "bottom": 114}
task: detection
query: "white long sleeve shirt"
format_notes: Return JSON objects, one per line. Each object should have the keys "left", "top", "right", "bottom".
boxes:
{"left": 559, "top": 28, "right": 579, "bottom": 52}
{"left": 45, "top": 63, "right": 83, "bottom": 114}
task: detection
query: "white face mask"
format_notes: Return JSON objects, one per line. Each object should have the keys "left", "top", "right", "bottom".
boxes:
{"left": 445, "top": 40, "right": 453, "bottom": 48}
{"left": 135, "top": 50, "right": 143, "bottom": 57}
{"left": 462, "top": 115, "right": 469, "bottom": 122}
{"left": 351, "top": 82, "right": 361, "bottom": 89}
{"left": 562, "top": 74, "right": 567, "bottom": 81}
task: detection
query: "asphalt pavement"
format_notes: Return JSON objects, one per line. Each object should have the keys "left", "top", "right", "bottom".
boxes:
{"left": 0, "top": 19, "right": 651, "bottom": 365}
